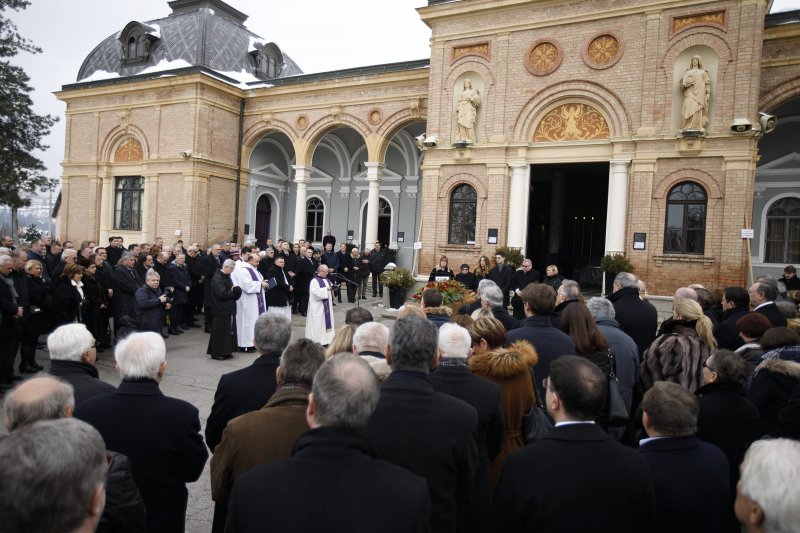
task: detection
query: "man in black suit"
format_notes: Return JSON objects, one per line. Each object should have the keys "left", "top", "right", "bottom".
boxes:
{"left": 639, "top": 381, "right": 729, "bottom": 533}
{"left": 76, "top": 331, "right": 208, "bottom": 533}
{"left": 205, "top": 313, "right": 293, "bottom": 452}
{"left": 507, "top": 283, "right": 575, "bottom": 400}
{"left": 488, "top": 251, "right": 513, "bottom": 308}
{"left": 607, "top": 272, "right": 659, "bottom": 356}
{"left": 493, "top": 356, "right": 655, "bottom": 532}
{"left": 47, "top": 324, "right": 115, "bottom": 406}
{"left": 295, "top": 246, "right": 316, "bottom": 316}
{"left": 431, "top": 323, "right": 503, "bottom": 533}
{"left": 511, "top": 258, "right": 540, "bottom": 320}
{"left": 226, "top": 353, "right": 431, "bottom": 533}
{"left": 749, "top": 281, "right": 787, "bottom": 328}
{"left": 714, "top": 286, "right": 750, "bottom": 350}
{"left": 111, "top": 252, "right": 141, "bottom": 336}
{"left": 365, "top": 316, "right": 478, "bottom": 533}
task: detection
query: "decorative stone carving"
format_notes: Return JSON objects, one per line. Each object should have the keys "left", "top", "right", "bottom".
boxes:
{"left": 525, "top": 40, "right": 562, "bottom": 76}
{"left": 114, "top": 138, "right": 143, "bottom": 162}
{"left": 330, "top": 105, "right": 342, "bottom": 120}
{"left": 455, "top": 79, "right": 481, "bottom": 143}
{"left": 671, "top": 10, "right": 726, "bottom": 35}
{"left": 584, "top": 33, "right": 623, "bottom": 69}
{"left": 118, "top": 109, "right": 131, "bottom": 133}
{"left": 262, "top": 112, "right": 274, "bottom": 126}
{"left": 296, "top": 114, "right": 308, "bottom": 130}
{"left": 679, "top": 55, "right": 710, "bottom": 132}
{"left": 409, "top": 98, "right": 421, "bottom": 119}
{"left": 533, "top": 103, "right": 610, "bottom": 142}
{"left": 452, "top": 42, "right": 489, "bottom": 63}
{"left": 368, "top": 108, "right": 382, "bottom": 125}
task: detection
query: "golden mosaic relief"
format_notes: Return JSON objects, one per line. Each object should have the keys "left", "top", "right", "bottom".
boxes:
{"left": 672, "top": 11, "right": 725, "bottom": 34}
{"left": 452, "top": 43, "right": 489, "bottom": 62}
{"left": 529, "top": 42, "right": 559, "bottom": 73}
{"left": 533, "top": 103, "right": 610, "bottom": 142}
{"left": 587, "top": 35, "right": 619, "bottom": 65}
{"left": 114, "top": 138, "right": 143, "bottom": 161}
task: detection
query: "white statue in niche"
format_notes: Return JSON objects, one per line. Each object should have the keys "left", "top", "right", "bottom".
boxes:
{"left": 455, "top": 79, "right": 481, "bottom": 143}
{"left": 680, "top": 55, "right": 711, "bottom": 131}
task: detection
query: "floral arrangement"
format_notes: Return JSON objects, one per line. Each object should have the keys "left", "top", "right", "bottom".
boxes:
{"left": 379, "top": 267, "right": 416, "bottom": 289}
{"left": 412, "top": 280, "right": 475, "bottom": 307}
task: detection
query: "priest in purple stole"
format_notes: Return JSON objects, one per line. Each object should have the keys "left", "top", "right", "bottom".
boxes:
{"left": 305, "top": 264, "right": 336, "bottom": 345}
{"left": 232, "top": 253, "right": 268, "bottom": 352}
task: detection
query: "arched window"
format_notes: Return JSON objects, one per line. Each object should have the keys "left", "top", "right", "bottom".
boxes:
{"left": 114, "top": 176, "right": 144, "bottom": 230}
{"left": 765, "top": 197, "right": 800, "bottom": 263}
{"left": 448, "top": 184, "right": 477, "bottom": 244}
{"left": 306, "top": 197, "right": 324, "bottom": 243}
{"left": 664, "top": 181, "right": 707, "bottom": 254}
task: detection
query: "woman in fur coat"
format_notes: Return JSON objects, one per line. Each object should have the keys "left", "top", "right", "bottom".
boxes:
{"left": 468, "top": 316, "right": 538, "bottom": 486}
{"left": 748, "top": 327, "right": 800, "bottom": 436}
{"left": 640, "top": 298, "right": 716, "bottom": 394}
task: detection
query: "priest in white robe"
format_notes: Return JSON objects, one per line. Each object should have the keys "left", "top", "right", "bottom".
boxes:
{"left": 305, "top": 264, "right": 336, "bottom": 346}
{"left": 232, "top": 253, "right": 268, "bottom": 351}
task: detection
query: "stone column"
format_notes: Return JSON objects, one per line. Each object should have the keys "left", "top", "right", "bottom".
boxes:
{"left": 98, "top": 173, "right": 114, "bottom": 245}
{"left": 507, "top": 163, "right": 530, "bottom": 249}
{"left": 364, "top": 163, "right": 384, "bottom": 246}
{"left": 292, "top": 166, "right": 311, "bottom": 242}
{"left": 604, "top": 160, "right": 631, "bottom": 255}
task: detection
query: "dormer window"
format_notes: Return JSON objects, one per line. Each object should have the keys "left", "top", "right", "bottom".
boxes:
{"left": 250, "top": 41, "right": 283, "bottom": 79}
{"left": 118, "top": 21, "right": 160, "bottom": 64}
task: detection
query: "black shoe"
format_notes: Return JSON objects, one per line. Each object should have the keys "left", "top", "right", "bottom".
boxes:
{"left": 204, "top": 328, "right": 212, "bottom": 333}
{"left": 19, "top": 365, "right": 37, "bottom": 374}
{"left": 332, "top": 302, "right": 337, "bottom": 306}
{"left": 9, "top": 374, "right": 23, "bottom": 382}
{"left": 300, "top": 313, "right": 306, "bottom": 317}
{"left": 161, "top": 333, "right": 169, "bottom": 339}
{"left": 31, "top": 361, "right": 44, "bottom": 371}
{"left": 361, "top": 296, "right": 367, "bottom": 299}
{"left": 168, "top": 330, "right": 183, "bottom": 335}
{"left": 211, "top": 355, "right": 229, "bottom": 361}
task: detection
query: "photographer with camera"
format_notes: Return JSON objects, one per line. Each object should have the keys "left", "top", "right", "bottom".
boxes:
{"left": 134, "top": 269, "right": 172, "bottom": 337}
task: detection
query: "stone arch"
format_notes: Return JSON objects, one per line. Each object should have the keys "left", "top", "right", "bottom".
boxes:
{"left": 296, "top": 114, "right": 370, "bottom": 166}
{"left": 760, "top": 78, "right": 800, "bottom": 112}
{"left": 438, "top": 173, "right": 488, "bottom": 200}
{"left": 242, "top": 121, "right": 297, "bottom": 171}
{"left": 658, "top": 31, "right": 734, "bottom": 133}
{"left": 653, "top": 168, "right": 722, "bottom": 200}
{"left": 513, "top": 80, "right": 631, "bottom": 141}
{"left": 101, "top": 126, "right": 150, "bottom": 163}
{"left": 374, "top": 112, "right": 426, "bottom": 162}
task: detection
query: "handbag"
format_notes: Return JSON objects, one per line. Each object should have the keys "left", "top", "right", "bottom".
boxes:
{"left": 522, "top": 367, "right": 554, "bottom": 444}
{"left": 605, "top": 348, "right": 630, "bottom": 426}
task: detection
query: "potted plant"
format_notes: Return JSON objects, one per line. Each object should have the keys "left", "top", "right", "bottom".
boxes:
{"left": 380, "top": 267, "right": 416, "bottom": 309}
{"left": 600, "top": 254, "right": 634, "bottom": 295}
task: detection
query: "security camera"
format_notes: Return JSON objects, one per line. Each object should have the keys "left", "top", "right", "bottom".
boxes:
{"left": 759, "top": 112, "right": 777, "bottom": 134}
{"left": 731, "top": 119, "right": 752, "bottom": 134}
{"left": 179, "top": 150, "right": 192, "bottom": 159}
{"left": 414, "top": 133, "right": 426, "bottom": 150}
{"left": 422, "top": 135, "right": 438, "bottom": 147}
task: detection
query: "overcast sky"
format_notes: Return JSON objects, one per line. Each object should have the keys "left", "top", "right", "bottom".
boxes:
{"left": 6, "top": 0, "right": 800, "bottom": 204}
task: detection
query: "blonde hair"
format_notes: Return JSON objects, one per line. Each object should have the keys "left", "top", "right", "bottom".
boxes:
{"left": 468, "top": 316, "right": 507, "bottom": 350}
{"left": 674, "top": 298, "right": 716, "bottom": 349}
{"left": 397, "top": 304, "right": 426, "bottom": 319}
{"left": 325, "top": 324, "right": 357, "bottom": 359}
{"left": 471, "top": 308, "right": 493, "bottom": 321}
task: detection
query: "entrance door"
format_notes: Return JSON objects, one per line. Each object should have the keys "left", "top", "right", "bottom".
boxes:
{"left": 361, "top": 198, "right": 392, "bottom": 249}
{"left": 526, "top": 163, "right": 609, "bottom": 284}
{"left": 255, "top": 195, "right": 272, "bottom": 248}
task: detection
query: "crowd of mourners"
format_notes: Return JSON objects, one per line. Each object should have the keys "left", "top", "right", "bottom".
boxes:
{"left": 1, "top": 230, "right": 799, "bottom": 533}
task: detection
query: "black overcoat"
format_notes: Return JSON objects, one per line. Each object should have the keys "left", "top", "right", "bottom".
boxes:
{"left": 112, "top": 265, "right": 141, "bottom": 321}
{"left": 607, "top": 286, "right": 659, "bottom": 356}
{"left": 50, "top": 359, "right": 116, "bottom": 406}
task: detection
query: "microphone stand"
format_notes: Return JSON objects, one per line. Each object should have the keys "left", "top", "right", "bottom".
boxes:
{"left": 329, "top": 272, "right": 361, "bottom": 307}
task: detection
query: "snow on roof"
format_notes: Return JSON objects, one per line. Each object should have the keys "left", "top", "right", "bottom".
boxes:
{"left": 79, "top": 69, "right": 121, "bottom": 82}
{"left": 248, "top": 36, "right": 267, "bottom": 53}
{"left": 148, "top": 23, "right": 161, "bottom": 39}
{"left": 139, "top": 58, "right": 193, "bottom": 74}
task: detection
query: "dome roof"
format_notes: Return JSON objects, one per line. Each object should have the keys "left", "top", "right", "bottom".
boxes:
{"left": 76, "top": 0, "right": 302, "bottom": 83}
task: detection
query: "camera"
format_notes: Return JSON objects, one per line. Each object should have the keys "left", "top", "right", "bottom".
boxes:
{"left": 163, "top": 286, "right": 175, "bottom": 304}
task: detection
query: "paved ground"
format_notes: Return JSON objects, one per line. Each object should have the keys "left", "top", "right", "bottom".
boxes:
{"left": 0, "top": 294, "right": 395, "bottom": 533}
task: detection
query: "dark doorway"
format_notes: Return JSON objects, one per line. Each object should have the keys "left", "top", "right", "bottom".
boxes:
{"left": 361, "top": 198, "right": 392, "bottom": 250}
{"left": 255, "top": 195, "right": 272, "bottom": 248}
{"left": 526, "top": 163, "right": 609, "bottom": 281}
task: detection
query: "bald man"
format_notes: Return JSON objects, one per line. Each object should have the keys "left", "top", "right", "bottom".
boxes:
{"left": 3, "top": 376, "right": 75, "bottom": 431}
